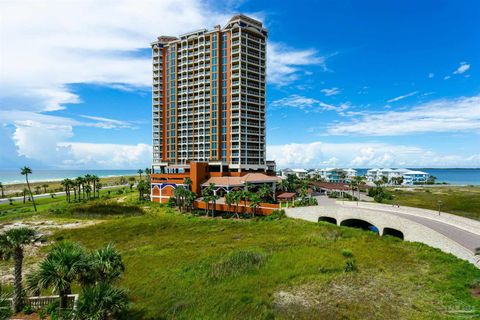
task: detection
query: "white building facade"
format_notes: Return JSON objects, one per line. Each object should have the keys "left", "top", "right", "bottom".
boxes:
{"left": 366, "top": 168, "right": 430, "bottom": 185}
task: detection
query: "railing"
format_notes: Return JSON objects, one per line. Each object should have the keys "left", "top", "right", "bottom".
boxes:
{"left": 8, "top": 294, "right": 78, "bottom": 310}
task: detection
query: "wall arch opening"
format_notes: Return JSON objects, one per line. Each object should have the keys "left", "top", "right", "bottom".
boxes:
{"left": 340, "top": 219, "right": 379, "bottom": 234}
{"left": 383, "top": 228, "right": 404, "bottom": 240}
{"left": 318, "top": 216, "right": 337, "bottom": 224}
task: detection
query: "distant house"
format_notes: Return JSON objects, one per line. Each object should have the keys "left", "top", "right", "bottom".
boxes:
{"left": 366, "top": 168, "right": 429, "bottom": 185}
{"left": 402, "top": 170, "right": 430, "bottom": 185}
{"left": 292, "top": 168, "right": 308, "bottom": 179}
{"left": 281, "top": 168, "right": 294, "bottom": 179}
{"left": 280, "top": 168, "right": 308, "bottom": 179}
{"left": 313, "top": 168, "right": 357, "bottom": 183}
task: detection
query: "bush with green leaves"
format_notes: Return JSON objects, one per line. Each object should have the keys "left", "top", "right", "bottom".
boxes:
{"left": 262, "top": 209, "right": 286, "bottom": 221}
{"left": 27, "top": 242, "right": 129, "bottom": 319}
{"left": 341, "top": 248, "right": 353, "bottom": 258}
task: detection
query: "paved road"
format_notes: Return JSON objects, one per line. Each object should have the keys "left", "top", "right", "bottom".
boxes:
{"left": 0, "top": 184, "right": 130, "bottom": 205}
{"left": 370, "top": 207, "right": 480, "bottom": 252}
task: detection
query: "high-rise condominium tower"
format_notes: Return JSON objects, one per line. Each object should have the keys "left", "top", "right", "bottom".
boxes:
{"left": 151, "top": 15, "right": 267, "bottom": 173}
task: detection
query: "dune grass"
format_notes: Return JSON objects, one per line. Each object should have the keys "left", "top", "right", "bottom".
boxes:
{"left": 386, "top": 186, "right": 480, "bottom": 221}
{"left": 46, "top": 202, "right": 480, "bottom": 319}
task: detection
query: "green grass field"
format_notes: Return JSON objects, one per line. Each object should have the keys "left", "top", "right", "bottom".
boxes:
{"left": 1, "top": 192, "right": 480, "bottom": 319}
{"left": 386, "top": 186, "right": 480, "bottom": 221}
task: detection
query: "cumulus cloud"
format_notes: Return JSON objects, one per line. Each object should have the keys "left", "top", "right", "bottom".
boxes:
{"left": 270, "top": 95, "right": 348, "bottom": 113}
{"left": 0, "top": 0, "right": 232, "bottom": 113}
{"left": 58, "top": 143, "right": 152, "bottom": 169}
{"left": 1, "top": 0, "right": 331, "bottom": 168}
{"left": 267, "top": 141, "right": 480, "bottom": 168}
{"left": 328, "top": 95, "right": 480, "bottom": 136}
{"left": 268, "top": 43, "right": 328, "bottom": 86}
{"left": 320, "top": 87, "right": 342, "bottom": 96}
{"left": 387, "top": 91, "right": 418, "bottom": 103}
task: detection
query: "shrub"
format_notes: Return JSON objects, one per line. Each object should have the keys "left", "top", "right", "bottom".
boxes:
{"left": 22, "top": 305, "right": 34, "bottom": 315}
{"left": 49, "top": 204, "right": 67, "bottom": 215}
{"left": 68, "top": 202, "right": 144, "bottom": 216}
{"left": 341, "top": 248, "right": 354, "bottom": 258}
{"left": 167, "top": 197, "right": 177, "bottom": 208}
{"left": 263, "top": 209, "right": 286, "bottom": 221}
{"left": 344, "top": 259, "right": 358, "bottom": 272}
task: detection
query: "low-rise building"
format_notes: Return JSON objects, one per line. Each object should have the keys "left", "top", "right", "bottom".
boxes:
{"left": 280, "top": 168, "right": 308, "bottom": 179}
{"left": 366, "top": 168, "right": 429, "bottom": 185}
{"left": 313, "top": 168, "right": 357, "bottom": 183}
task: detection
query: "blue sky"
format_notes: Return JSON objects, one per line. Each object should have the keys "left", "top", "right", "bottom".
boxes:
{"left": 0, "top": 0, "right": 479, "bottom": 169}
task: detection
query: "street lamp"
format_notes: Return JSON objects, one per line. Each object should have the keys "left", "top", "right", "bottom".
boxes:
{"left": 437, "top": 200, "right": 443, "bottom": 216}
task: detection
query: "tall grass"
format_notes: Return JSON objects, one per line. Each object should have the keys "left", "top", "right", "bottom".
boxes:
{"left": 209, "top": 250, "right": 268, "bottom": 280}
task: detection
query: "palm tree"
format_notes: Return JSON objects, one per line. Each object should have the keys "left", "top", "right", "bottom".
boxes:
{"left": 20, "top": 166, "right": 37, "bottom": 212}
{"left": 225, "top": 191, "right": 234, "bottom": 216}
{"left": 81, "top": 244, "right": 125, "bottom": 286}
{"left": 84, "top": 185, "right": 92, "bottom": 200}
{"left": 136, "top": 180, "right": 149, "bottom": 201}
{"left": 61, "top": 179, "right": 70, "bottom": 203}
{"left": 35, "top": 185, "right": 41, "bottom": 195}
{"left": 201, "top": 185, "right": 213, "bottom": 215}
{"left": 183, "top": 177, "right": 192, "bottom": 190}
{"left": 75, "top": 177, "right": 84, "bottom": 200}
{"left": 0, "top": 182, "right": 4, "bottom": 198}
{"left": 145, "top": 168, "right": 152, "bottom": 181}
{"left": 42, "top": 184, "right": 49, "bottom": 193}
{"left": 76, "top": 283, "right": 128, "bottom": 320}
{"left": 184, "top": 190, "right": 196, "bottom": 212}
{"left": 27, "top": 241, "right": 86, "bottom": 310}
{"left": 209, "top": 183, "right": 218, "bottom": 217}
{"left": 174, "top": 186, "right": 186, "bottom": 212}
{"left": 242, "top": 183, "right": 252, "bottom": 215}
{"left": 258, "top": 184, "right": 271, "bottom": 202}
{"left": 91, "top": 175, "right": 99, "bottom": 199}
{"left": 22, "top": 188, "right": 29, "bottom": 204}
{"left": 95, "top": 183, "right": 102, "bottom": 198}
{"left": 248, "top": 193, "right": 261, "bottom": 217}
{"left": 137, "top": 169, "right": 143, "bottom": 180}
{"left": 277, "top": 179, "right": 288, "bottom": 192}
{"left": 232, "top": 190, "right": 242, "bottom": 218}
{"left": 0, "top": 227, "right": 37, "bottom": 312}
{"left": 354, "top": 176, "right": 365, "bottom": 202}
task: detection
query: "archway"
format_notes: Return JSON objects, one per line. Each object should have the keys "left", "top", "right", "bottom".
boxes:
{"left": 383, "top": 228, "right": 404, "bottom": 240}
{"left": 318, "top": 216, "right": 337, "bottom": 224}
{"left": 340, "top": 219, "right": 379, "bottom": 234}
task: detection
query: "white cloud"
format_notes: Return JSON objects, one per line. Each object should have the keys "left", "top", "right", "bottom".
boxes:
{"left": 387, "top": 91, "right": 418, "bottom": 103}
{"left": 444, "top": 75, "right": 451, "bottom": 80}
{"left": 0, "top": 0, "right": 232, "bottom": 114}
{"left": 270, "top": 95, "right": 348, "bottom": 113}
{"left": 267, "top": 141, "right": 480, "bottom": 168}
{"left": 58, "top": 142, "right": 151, "bottom": 169}
{"left": 428, "top": 73, "right": 435, "bottom": 79}
{"left": 453, "top": 62, "right": 470, "bottom": 74}
{"left": 1, "top": 1, "right": 332, "bottom": 168}
{"left": 328, "top": 95, "right": 480, "bottom": 136}
{"left": 321, "top": 87, "right": 342, "bottom": 96}
{"left": 267, "top": 43, "right": 328, "bottom": 86}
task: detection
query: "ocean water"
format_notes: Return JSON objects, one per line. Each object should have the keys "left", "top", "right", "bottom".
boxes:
{"left": 355, "top": 168, "right": 480, "bottom": 185}
{"left": 0, "top": 168, "right": 479, "bottom": 186}
{"left": 0, "top": 169, "right": 138, "bottom": 185}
